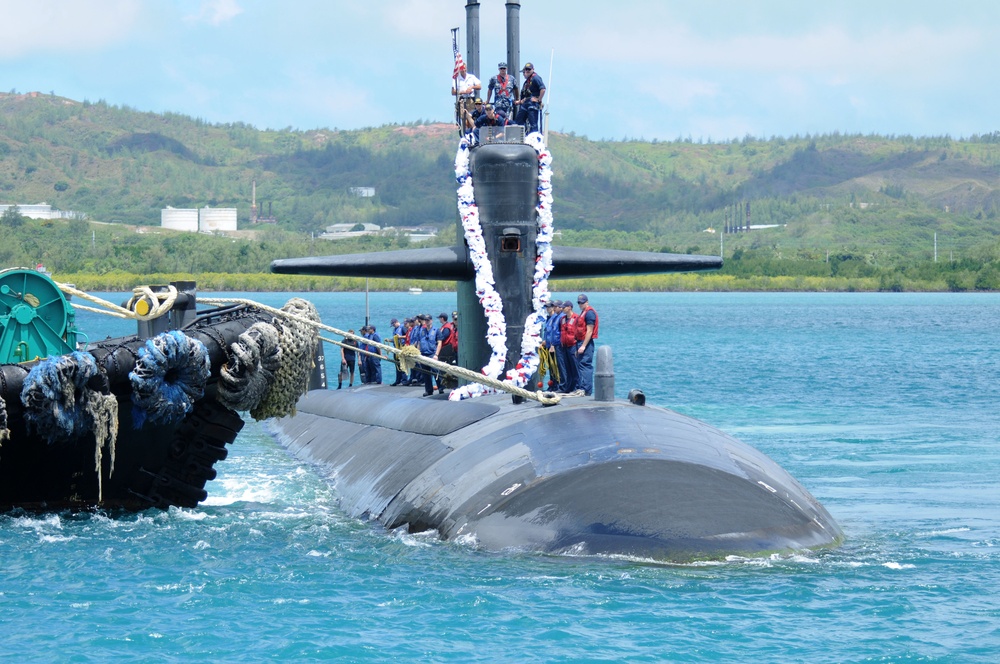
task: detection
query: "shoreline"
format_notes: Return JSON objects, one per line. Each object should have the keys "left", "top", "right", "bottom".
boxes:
{"left": 53, "top": 271, "right": 985, "bottom": 294}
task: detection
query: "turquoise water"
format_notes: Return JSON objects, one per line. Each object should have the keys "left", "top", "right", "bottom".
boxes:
{"left": 2, "top": 292, "right": 998, "bottom": 661}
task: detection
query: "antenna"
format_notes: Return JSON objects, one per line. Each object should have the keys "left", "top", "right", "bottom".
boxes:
{"left": 544, "top": 48, "right": 553, "bottom": 142}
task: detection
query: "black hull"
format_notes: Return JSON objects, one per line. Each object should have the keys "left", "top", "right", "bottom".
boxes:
{"left": 0, "top": 305, "right": 270, "bottom": 510}
{"left": 268, "top": 386, "right": 844, "bottom": 561}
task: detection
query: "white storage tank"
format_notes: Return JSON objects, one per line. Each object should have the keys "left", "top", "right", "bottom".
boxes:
{"left": 161, "top": 207, "right": 198, "bottom": 232}
{"left": 199, "top": 207, "right": 237, "bottom": 232}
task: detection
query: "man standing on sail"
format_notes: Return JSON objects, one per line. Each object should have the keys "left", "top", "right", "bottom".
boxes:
{"left": 452, "top": 63, "right": 481, "bottom": 131}
{"left": 487, "top": 62, "right": 515, "bottom": 118}
{"left": 514, "top": 62, "right": 545, "bottom": 134}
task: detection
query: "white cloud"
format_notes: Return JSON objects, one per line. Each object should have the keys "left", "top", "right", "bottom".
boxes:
{"left": 250, "top": 67, "right": 384, "bottom": 131}
{"left": 0, "top": 0, "right": 142, "bottom": 58}
{"left": 381, "top": 0, "right": 453, "bottom": 40}
{"left": 640, "top": 76, "right": 719, "bottom": 110}
{"left": 185, "top": 0, "right": 243, "bottom": 26}
{"left": 565, "top": 21, "right": 982, "bottom": 85}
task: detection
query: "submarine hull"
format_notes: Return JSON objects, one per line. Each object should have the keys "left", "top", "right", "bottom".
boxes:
{"left": 268, "top": 386, "right": 842, "bottom": 561}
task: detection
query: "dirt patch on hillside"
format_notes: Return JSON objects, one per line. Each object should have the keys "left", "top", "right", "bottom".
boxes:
{"left": 393, "top": 124, "right": 455, "bottom": 138}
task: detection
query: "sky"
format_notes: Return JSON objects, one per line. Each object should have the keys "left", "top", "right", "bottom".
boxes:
{"left": 2, "top": 0, "right": 999, "bottom": 142}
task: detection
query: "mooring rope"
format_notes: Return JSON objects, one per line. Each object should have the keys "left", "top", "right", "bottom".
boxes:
{"left": 57, "top": 283, "right": 179, "bottom": 321}
{"left": 49, "top": 285, "right": 560, "bottom": 406}
{"left": 201, "top": 297, "right": 560, "bottom": 406}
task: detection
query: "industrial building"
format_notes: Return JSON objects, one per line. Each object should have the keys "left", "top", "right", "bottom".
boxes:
{"left": 198, "top": 206, "right": 237, "bottom": 232}
{"left": 160, "top": 206, "right": 237, "bottom": 233}
{"left": 0, "top": 203, "right": 85, "bottom": 220}
{"left": 161, "top": 207, "right": 199, "bottom": 232}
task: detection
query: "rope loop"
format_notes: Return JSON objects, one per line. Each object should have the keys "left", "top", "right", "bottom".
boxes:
{"left": 56, "top": 282, "right": 178, "bottom": 321}
{"left": 129, "top": 330, "right": 210, "bottom": 428}
{"left": 218, "top": 321, "right": 282, "bottom": 413}
{"left": 125, "top": 285, "right": 178, "bottom": 320}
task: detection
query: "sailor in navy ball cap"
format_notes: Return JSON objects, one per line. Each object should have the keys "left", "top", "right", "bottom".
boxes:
{"left": 574, "top": 294, "right": 598, "bottom": 396}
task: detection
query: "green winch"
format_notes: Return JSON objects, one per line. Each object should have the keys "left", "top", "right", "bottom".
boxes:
{"left": 0, "top": 268, "right": 79, "bottom": 363}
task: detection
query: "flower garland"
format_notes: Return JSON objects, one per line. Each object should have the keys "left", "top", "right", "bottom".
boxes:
{"left": 449, "top": 131, "right": 554, "bottom": 401}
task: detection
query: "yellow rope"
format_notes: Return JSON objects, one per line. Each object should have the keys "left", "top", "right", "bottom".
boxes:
{"left": 538, "top": 345, "right": 560, "bottom": 387}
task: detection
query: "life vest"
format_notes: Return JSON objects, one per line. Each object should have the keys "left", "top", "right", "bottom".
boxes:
{"left": 441, "top": 322, "right": 458, "bottom": 352}
{"left": 560, "top": 312, "right": 578, "bottom": 347}
{"left": 575, "top": 305, "right": 599, "bottom": 343}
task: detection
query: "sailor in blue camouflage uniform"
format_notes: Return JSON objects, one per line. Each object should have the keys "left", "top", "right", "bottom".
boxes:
{"left": 487, "top": 62, "right": 516, "bottom": 117}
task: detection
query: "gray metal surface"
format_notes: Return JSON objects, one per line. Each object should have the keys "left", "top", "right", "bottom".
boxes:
{"left": 269, "top": 387, "right": 843, "bottom": 561}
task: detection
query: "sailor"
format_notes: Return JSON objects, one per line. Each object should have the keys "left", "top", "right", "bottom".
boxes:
{"left": 559, "top": 301, "right": 579, "bottom": 394}
{"left": 514, "top": 62, "right": 545, "bottom": 134}
{"left": 343, "top": 331, "right": 359, "bottom": 388}
{"left": 434, "top": 313, "right": 458, "bottom": 393}
{"left": 408, "top": 317, "right": 424, "bottom": 385}
{"left": 474, "top": 104, "right": 507, "bottom": 141}
{"left": 405, "top": 317, "right": 422, "bottom": 385}
{"left": 335, "top": 342, "right": 347, "bottom": 389}
{"left": 574, "top": 294, "right": 599, "bottom": 396}
{"left": 471, "top": 98, "right": 486, "bottom": 124}
{"left": 487, "top": 62, "right": 516, "bottom": 117}
{"left": 451, "top": 62, "right": 482, "bottom": 99}
{"left": 390, "top": 318, "right": 407, "bottom": 386}
{"left": 357, "top": 326, "right": 369, "bottom": 384}
{"left": 544, "top": 301, "right": 565, "bottom": 391}
{"left": 417, "top": 314, "right": 438, "bottom": 396}
{"left": 539, "top": 301, "right": 555, "bottom": 388}
{"left": 363, "top": 325, "right": 383, "bottom": 385}
{"left": 452, "top": 63, "right": 481, "bottom": 130}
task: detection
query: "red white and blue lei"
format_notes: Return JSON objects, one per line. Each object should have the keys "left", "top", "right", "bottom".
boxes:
{"left": 449, "top": 131, "right": 554, "bottom": 400}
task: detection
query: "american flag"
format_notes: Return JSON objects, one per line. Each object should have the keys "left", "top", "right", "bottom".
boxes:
{"left": 453, "top": 45, "right": 465, "bottom": 78}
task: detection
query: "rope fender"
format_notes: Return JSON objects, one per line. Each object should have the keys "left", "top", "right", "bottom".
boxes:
{"left": 217, "top": 321, "right": 282, "bottom": 413}
{"left": 249, "top": 298, "right": 320, "bottom": 421}
{"left": 130, "top": 330, "right": 210, "bottom": 428}
{"left": 20, "top": 351, "right": 119, "bottom": 500}
{"left": 22, "top": 351, "right": 112, "bottom": 440}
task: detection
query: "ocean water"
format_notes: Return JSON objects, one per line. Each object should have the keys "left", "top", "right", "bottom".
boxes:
{"left": 2, "top": 291, "right": 998, "bottom": 661}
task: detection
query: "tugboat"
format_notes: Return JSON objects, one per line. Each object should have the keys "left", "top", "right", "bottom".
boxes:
{"left": 264, "top": 2, "right": 843, "bottom": 561}
{"left": 0, "top": 268, "right": 319, "bottom": 510}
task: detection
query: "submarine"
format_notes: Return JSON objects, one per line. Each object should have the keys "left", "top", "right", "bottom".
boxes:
{"left": 266, "top": 0, "right": 843, "bottom": 561}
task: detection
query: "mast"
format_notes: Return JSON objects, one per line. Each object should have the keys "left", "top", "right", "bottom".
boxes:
{"left": 506, "top": 1, "right": 520, "bottom": 88}
{"left": 466, "top": 1, "right": 480, "bottom": 79}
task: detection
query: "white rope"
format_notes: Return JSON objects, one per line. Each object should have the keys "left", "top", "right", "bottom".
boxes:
{"left": 56, "top": 283, "right": 178, "bottom": 321}
{"left": 49, "top": 278, "right": 561, "bottom": 405}
{"left": 125, "top": 285, "right": 178, "bottom": 320}
{"left": 69, "top": 303, "right": 133, "bottom": 319}
{"left": 201, "top": 297, "right": 560, "bottom": 405}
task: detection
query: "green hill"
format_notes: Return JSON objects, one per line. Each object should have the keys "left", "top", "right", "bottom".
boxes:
{"left": 2, "top": 91, "right": 1000, "bottom": 290}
